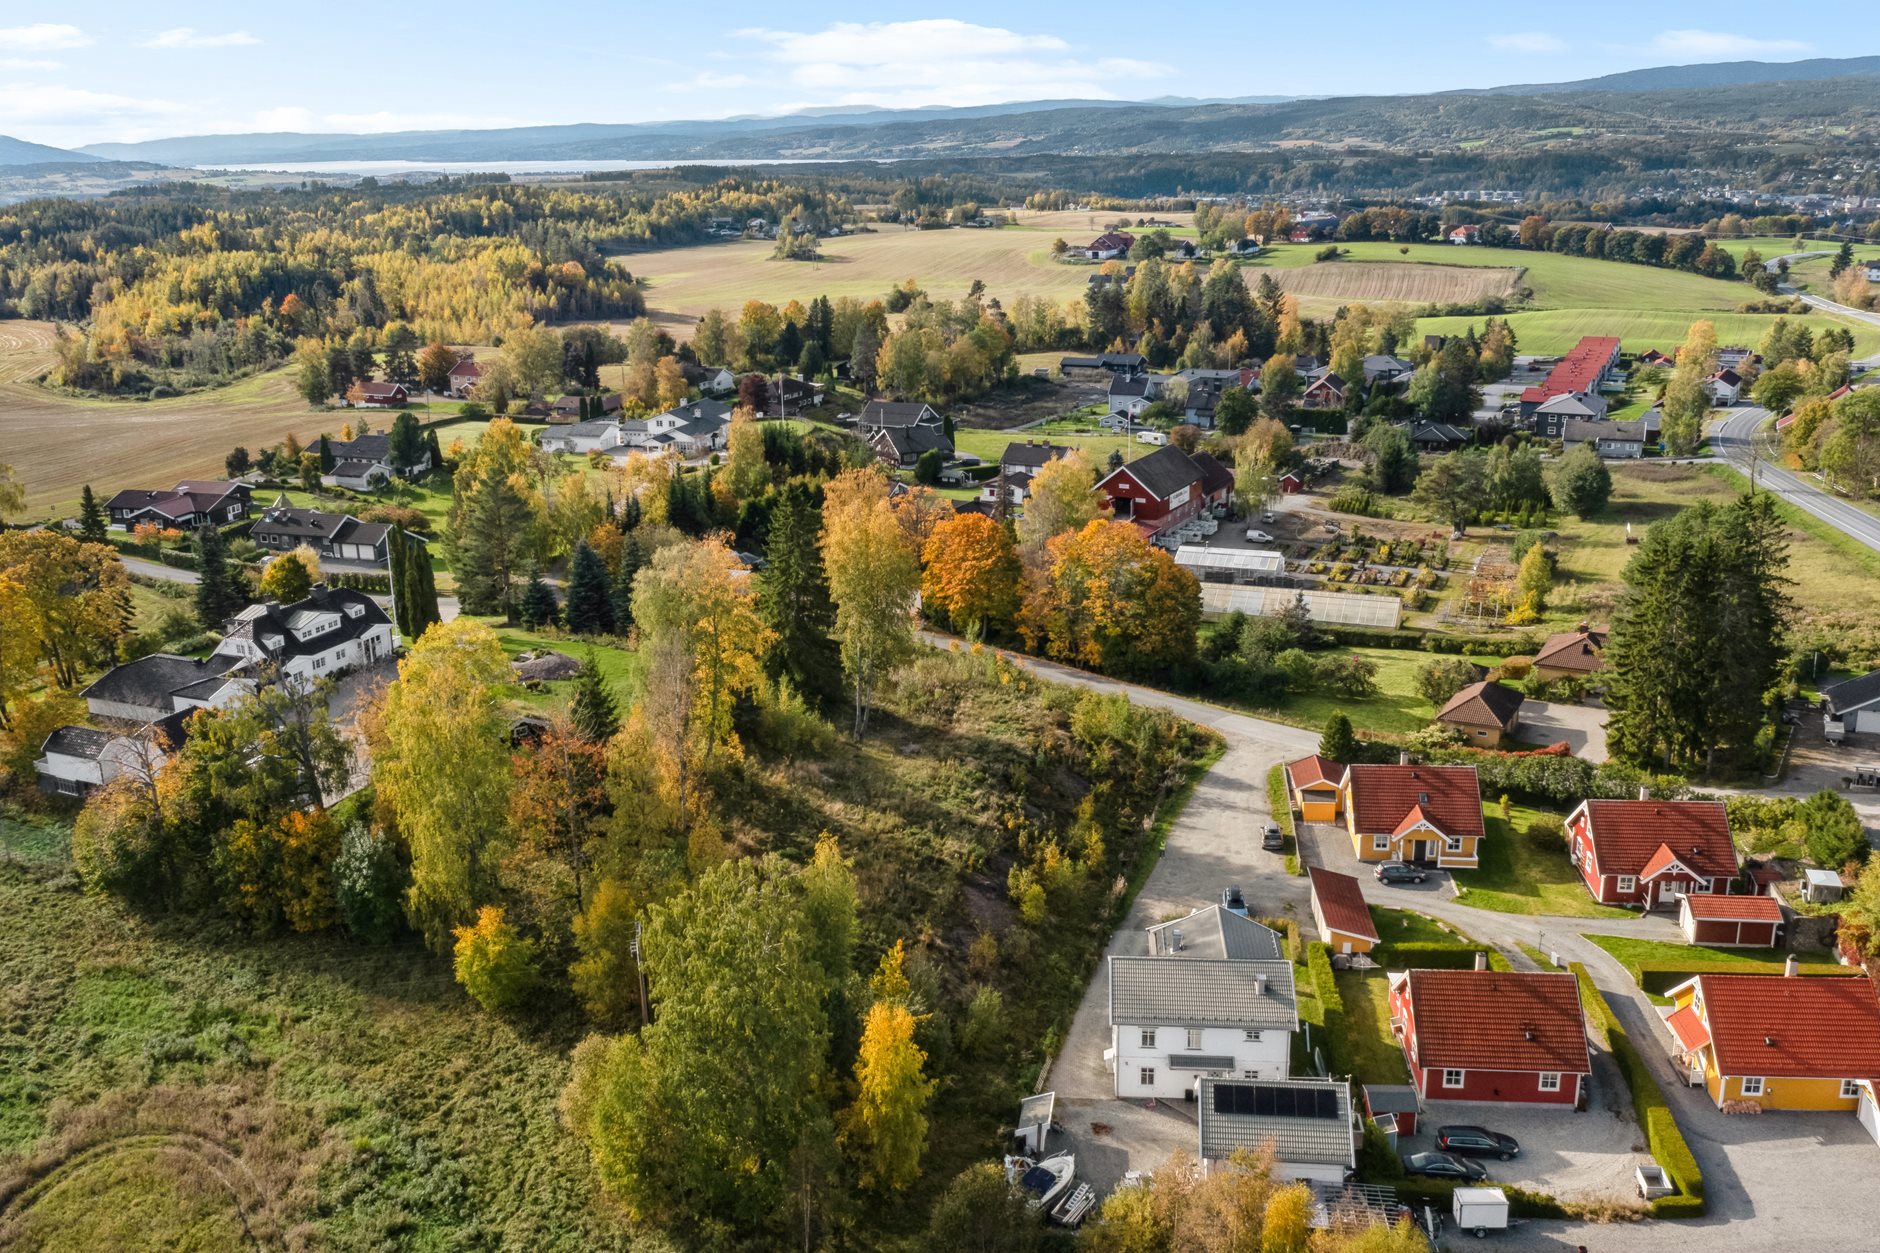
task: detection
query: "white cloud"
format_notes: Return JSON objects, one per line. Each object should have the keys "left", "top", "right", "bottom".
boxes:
{"left": 143, "top": 28, "right": 261, "bottom": 50}
{"left": 0, "top": 57, "right": 62, "bottom": 71}
{"left": 0, "top": 84, "right": 182, "bottom": 126}
{"left": 1486, "top": 32, "right": 1567, "bottom": 54}
{"left": 732, "top": 20, "right": 1172, "bottom": 109}
{"left": 0, "top": 23, "right": 91, "bottom": 51}
{"left": 1649, "top": 30, "right": 1809, "bottom": 59}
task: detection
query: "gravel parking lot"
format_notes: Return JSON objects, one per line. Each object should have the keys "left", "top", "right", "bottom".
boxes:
{"left": 1516, "top": 700, "right": 1609, "bottom": 763}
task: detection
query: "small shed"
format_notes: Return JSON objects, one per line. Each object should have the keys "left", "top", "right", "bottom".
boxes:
{"left": 1679, "top": 892, "right": 1784, "bottom": 949}
{"left": 1362, "top": 1084, "right": 1420, "bottom": 1140}
{"left": 1015, "top": 1091, "right": 1056, "bottom": 1155}
{"left": 1309, "top": 865, "right": 1379, "bottom": 955}
{"left": 1804, "top": 868, "right": 1846, "bottom": 905}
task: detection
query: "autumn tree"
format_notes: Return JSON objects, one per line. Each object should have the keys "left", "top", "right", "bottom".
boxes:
{"left": 822, "top": 469, "right": 921, "bottom": 736}
{"left": 259, "top": 544, "right": 319, "bottom": 603}
{"left": 502, "top": 322, "right": 565, "bottom": 400}
{"left": 370, "top": 619, "right": 514, "bottom": 946}
{"left": 921, "top": 512, "right": 1020, "bottom": 639}
{"left": 294, "top": 339, "right": 331, "bottom": 405}
{"left": 0, "top": 528, "right": 131, "bottom": 688}
{"left": 453, "top": 905, "right": 539, "bottom": 1013}
{"left": 722, "top": 409, "right": 770, "bottom": 503}
{"left": 1014, "top": 449, "right": 1097, "bottom": 551}
{"left": 569, "top": 877, "right": 642, "bottom": 1027}
{"left": 842, "top": 998, "right": 936, "bottom": 1192}
{"left": 418, "top": 340, "right": 458, "bottom": 393}
{"left": 1661, "top": 319, "right": 1718, "bottom": 455}
{"left": 1019, "top": 520, "right": 1201, "bottom": 678}
{"left": 447, "top": 418, "right": 545, "bottom": 618}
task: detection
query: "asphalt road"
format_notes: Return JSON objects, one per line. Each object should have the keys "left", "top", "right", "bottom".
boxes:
{"left": 1710, "top": 406, "right": 1880, "bottom": 555}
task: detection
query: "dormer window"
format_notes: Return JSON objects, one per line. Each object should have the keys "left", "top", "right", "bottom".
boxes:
{"left": 344, "top": 603, "right": 365, "bottom": 619}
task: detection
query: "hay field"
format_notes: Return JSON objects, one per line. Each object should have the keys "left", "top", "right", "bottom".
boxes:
{"left": 1413, "top": 306, "right": 1880, "bottom": 357}
{"left": 1272, "top": 260, "right": 1519, "bottom": 311}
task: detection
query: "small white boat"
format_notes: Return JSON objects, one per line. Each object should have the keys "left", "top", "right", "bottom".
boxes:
{"left": 1005, "top": 1152, "right": 1076, "bottom": 1210}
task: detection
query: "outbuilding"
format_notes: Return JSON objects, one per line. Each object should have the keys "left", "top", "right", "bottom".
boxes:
{"left": 1309, "top": 865, "right": 1379, "bottom": 955}
{"left": 1679, "top": 893, "right": 1784, "bottom": 948}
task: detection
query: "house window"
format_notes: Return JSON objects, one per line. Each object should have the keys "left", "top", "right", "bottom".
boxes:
{"left": 1538, "top": 1072, "right": 1561, "bottom": 1092}
{"left": 1617, "top": 876, "right": 1637, "bottom": 892}
{"left": 1186, "top": 1029, "right": 1203, "bottom": 1051}
{"left": 1445, "top": 836, "right": 1463, "bottom": 853}
{"left": 1739, "top": 1076, "right": 1764, "bottom": 1097}
{"left": 1242, "top": 1070, "right": 1260, "bottom": 1080}
{"left": 1243, "top": 1030, "right": 1262, "bottom": 1043}
{"left": 1442, "top": 1069, "right": 1465, "bottom": 1089}
{"left": 1139, "top": 1028, "right": 1156, "bottom": 1049}
{"left": 1843, "top": 1079, "right": 1863, "bottom": 1100}
{"left": 1141, "top": 1066, "right": 1156, "bottom": 1088}
{"left": 1373, "top": 834, "right": 1391, "bottom": 852}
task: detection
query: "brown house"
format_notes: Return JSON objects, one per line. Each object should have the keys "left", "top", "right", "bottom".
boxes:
{"left": 1435, "top": 680, "right": 1525, "bottom": 746}
{"left": 1533, "top": 628, "right": 1606, "bottom": 683}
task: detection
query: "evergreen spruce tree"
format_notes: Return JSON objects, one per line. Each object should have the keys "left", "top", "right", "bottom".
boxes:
{"left": 570, "top": 651, "right": 620, "bottom": 743}
{"left": 518, "top": 570, "right": 560, "bottom": 628}
{"left": 752, "top": 482, "right": 841, "bottom": 712}
{"left": 387, "top": 412, "right": 424, "bottom": 474}
{"left": 317, "top": 434, "right": 336, "bottom": 473}
{"left": 77, "top": 485, "right": 108, "bottom": 544}
{"left": 194, "top": 525, "right": 246, "bottom": 628}
{"left": 388, "top": 528, "right": 442, "bottom": 641}
{"left": 425, "top": 428, "right": 444, "bottom": 473}
{"left": 563, "top": 540, "right": 614, "bottom": 634}
{"left": 1318, "top": 712, "right": 1359, "bottom": 763}
{"left": 453, "top": 471, "right": 535, "bottom": 620}
{"left": 609, "top": 533, "right": 644, "bottom": 633}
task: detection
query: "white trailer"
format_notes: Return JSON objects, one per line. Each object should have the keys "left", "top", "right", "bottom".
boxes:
{"left": 1452, "top": 1186, "right": 1509, "bottom": 1238}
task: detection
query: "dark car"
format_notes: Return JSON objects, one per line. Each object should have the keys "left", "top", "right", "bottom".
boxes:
{"left": 1436, "top": 1125, "right": 1521, "bottom": 1160}
{"left": 1374, "top": 861, "right": 1428, "bottom": 885}
{"left": 1262, "top": 824, "right": 1286, "bottom": 851}
{"left": 1222, "top": 885, "right": 1250, "bottom": 917}
{"left": 1400, "top": 1151, "right": 1488, "bottom": 1182}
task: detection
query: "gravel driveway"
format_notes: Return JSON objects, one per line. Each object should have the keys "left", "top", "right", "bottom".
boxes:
{"left": 1516, "top": 700, "right": 1609, "bottom": 763}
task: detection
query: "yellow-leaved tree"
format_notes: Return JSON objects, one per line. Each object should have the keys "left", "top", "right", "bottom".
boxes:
{"left": 1019, "top": 519, "right": 1200, "bottom": 678}
{"left": 920, "top": 512, "right": 1019, "bottom": 640}
{"left": 259, "top": 544, "right": 320, "bottom": 603}
{"left": 1661, "top": 319, "right": 1718, "bottom": 455}
{"left": 369, "top": 618, "right": 514, "bottom": 947}
{"left": 1015, "top": 449, "right": 1096, "bottom": 552}
{"left": 842, "top": 943, "right": 935, "bottom": 1192}
{"left": 821, "top": 468, "right": 920, "bottom": 737}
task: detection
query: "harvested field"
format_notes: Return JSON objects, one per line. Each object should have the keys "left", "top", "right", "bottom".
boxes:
{"left": 1271, "top": 260, "right": 1520, "bottom": 310}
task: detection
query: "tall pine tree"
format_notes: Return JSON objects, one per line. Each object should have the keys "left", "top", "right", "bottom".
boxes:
{"left": 570, "top": 651, "right": 619, "bottom": 743}
{"left": 388, "top": 527, "right": 441, "bottom": 641}
{"left": 77, "top": 485, "right": 108, "bottom": 544}
{"left": 452, "top": 472, "right": 536, "bottom": 620}
{"left": 518, "top": 570, "right": 560, "bottom": 628}
{"left": 752, "top": 482, "right": 841, "bottom": 712}
{"left": 609, "top": 533, "right": 644, "bottom": 634}
{"left": 194, "top": 525, "right": 246, "bottom": 627}
{"left": 563, "top": 540, "right": 614, "bottom": 634}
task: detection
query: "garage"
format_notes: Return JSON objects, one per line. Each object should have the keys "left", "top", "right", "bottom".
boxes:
{"left": 1823, "top": 669, "right": 1880, "bottom": 735}
{"left": 1679, "top": 892, "right": 1784, "bottom": 948}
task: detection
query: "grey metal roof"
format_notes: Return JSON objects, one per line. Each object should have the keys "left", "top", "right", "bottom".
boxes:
{"left": 1825, "top": 669, "right": 1880, "bottom": 716}
{"left": 1198, "top": 1077, "right": 1355, "bottom": 1166}
{"left": 1109, "top": 956, "right": 1297, "bottom": 1029}
{"left": 81, "top": 653, "right": 241, "bottom": 711}
{"left": 1362, "top": 1084, "right": 1420, "bottom": 1116}
{"left": 1147, "top": 905, "right": 1285, "bottom": 960}
{"left": 546, "top": 420, "right": 618, "bottom": 440}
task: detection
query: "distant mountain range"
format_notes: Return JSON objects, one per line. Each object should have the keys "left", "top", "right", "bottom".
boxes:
{"left": 1, "top": 54, "right": 1876, "bottom": 169}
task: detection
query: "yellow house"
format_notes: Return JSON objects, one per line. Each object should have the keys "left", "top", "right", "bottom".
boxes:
{"left": 1342, "top": 764, "right": 1485, "bottom": 868}
{"left": 1285, "top": 754, "right": 1345, "bottom": 822}
{"left": 1665, "top": 971, "right": 1880, "bottom": 1118}
{"left": 1307, "top": 866, "right": 1378, "bottom": 955}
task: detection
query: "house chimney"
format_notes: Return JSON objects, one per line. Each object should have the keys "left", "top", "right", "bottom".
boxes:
{"left": 1639, "top": 785, "right": 1650, "bottom": 801}
{"left": 1785, "top": 954, "right": 1799, "bottom": 978}
{"left": 1172, "top": 928, "right": 1184, "bottom": 953}
{"left": 1474, "top": 951, "right": 1488, "bottom": 972}
{"left": 1399, "top": 751, "right": 1412, "bottom": 766}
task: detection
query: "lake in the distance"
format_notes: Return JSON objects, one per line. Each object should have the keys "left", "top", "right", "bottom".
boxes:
{"left": 196, "top": 158, "right": 857, "bottom": 176}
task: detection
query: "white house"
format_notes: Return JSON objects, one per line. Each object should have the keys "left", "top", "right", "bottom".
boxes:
{"left": 1824, "top": 669, "right": 1880, "bottom": 735}
{"left": 215, "top": 585, "right": 395, "bottom": 687}
{"left": 34, "top": 720, "right": 184, "bottom": 798}
{"left": 1197, "top": 1077, "right": 1356, "bottom": 1184}
{"left": 320, "top": 432, "right": 431, "bottom": 492}
{"left": 696, "top": 365, "right": 738, "bottom": 396}
{"left": 539, "top": 420, "right": 625, "bottom": 455}
{"left": 1107, "top": 906, "right": 1297, "bottom": 1100}
{"left": 1707, "top": 368, "right": 1745, "bottom": 406}
{"left": 1866, "top": 263, "right": 1880, "bottom": 283}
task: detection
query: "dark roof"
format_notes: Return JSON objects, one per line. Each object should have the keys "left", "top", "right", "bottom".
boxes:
{"left": 41, "top": 725, "right": 113, "bottom": 759}
{"left": 1096, "top": 444, "right": 1203, "bottom": 502}
{"left": 327, "top": 433, "right": 392, "bottom": 463}
{"left": 81, "top": 653, "right": 241, "bottom": 711}
{"left": 871, "top": 425, "right": 953, "bottom": 460}
{"left": 1198, "top": 1078, "right": 1354, "bottom": 1167}
{"left": 859, "top": 400, "right": 940, "bottom": 428}
{"left": 1825, "top": 669, "right": 1880, "bottom": 716}
{"left": 1436, "top": 680, "right": 1525, "bottom": 730}
{"left": 105, "top": 480, "right": 247, "bottom": 519}
{"left": 1562, "top": 418, "right": 1645, "bottom": 445}
{"left": 251, "top": 503, "right": 389, "bottom": 549}
{"left": 218, "top": 585, "right": 391, "bottom": 666}
{"left": 1408, "top": 422, "right": 1469, "bottom": 445}
{"left": 352, "top": 382, "right": 407, "bottom": 400}
{"left": 1190, "top": 451, "right": 1235, "bottom": 496}
{"left": 1000, "top": 442, "right": 1073, "bottom": 471}
{"left": 1146, "top": 905, "right": 1285, "bottom": 960}
{"left": 1109, "top": 376, "right": 1151, "bottom": 399}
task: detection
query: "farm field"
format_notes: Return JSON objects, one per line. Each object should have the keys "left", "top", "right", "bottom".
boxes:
{"left": 1266, "top": 260, "right": 1520, "bottom": 313}
{"left": 1417, "top": 306, "right": 1880, "bottom": 357}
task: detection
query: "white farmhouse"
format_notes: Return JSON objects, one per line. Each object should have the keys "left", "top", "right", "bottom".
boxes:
{"left": 1107, "top": 906, "right": 1298, "bottom": 1100}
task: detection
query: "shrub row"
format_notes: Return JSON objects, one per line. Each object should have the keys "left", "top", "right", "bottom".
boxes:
{"left": 1569, "top": 962, "right": 1705, "bottom": 1218}
{"left": 1635, "top": 960, "right": 1855, "bottom": 996}
{"left": 1315, "top": 625, "right": 1531, "bottom": 657}
{"left": 1373, "top": 943, "right": 1512, "bottom": 972}
{"left": 327, "top": 571, "right": 392, "bottom": 594}
{"left": 1258, "top": 915, "right": 1304, "bottom": 964}
{"left": 1266, "top": 764, "right": 1295, "bottom": 838}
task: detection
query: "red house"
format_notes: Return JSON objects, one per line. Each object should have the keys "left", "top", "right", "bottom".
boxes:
{"left": 1278, "top": 470, "right": 1304, "bottom": 494}
{"left": 1565, "top": 799, "right": 1739, "bottom": 909}
{"left": 1389, "top": 968, "right": 1590, "bottom": 1106}
{"left": 1093, "top": 444, "right": 1206, "bottom": 537}
{"left": 1299, "top": 372, "right": 1347, "bottom": 410}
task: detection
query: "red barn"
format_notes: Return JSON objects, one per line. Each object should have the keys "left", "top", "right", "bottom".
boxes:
{"left": 1566, "top": 799, "right": 1739, "bottom": 909}
{"left": 1389, "top": 967, "right": 1590, "bottom": 1107}
{"left": 1680, "top": 893, "right": 1784, "bottom": 948}
{"left": 1093, "top": 445, "right": 1206, "bottom": 537}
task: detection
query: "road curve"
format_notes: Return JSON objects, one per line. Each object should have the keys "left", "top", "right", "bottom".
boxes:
{"left": 1710, "top": 406, "right": 1880, "bottom": 554}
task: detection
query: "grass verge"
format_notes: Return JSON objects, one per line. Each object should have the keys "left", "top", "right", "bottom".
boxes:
{"left": 1265, "top": 763, "right": 1303, "bottom": 875}
{"left": 1451, "top": 802, "right": 1636, "bottom": 918}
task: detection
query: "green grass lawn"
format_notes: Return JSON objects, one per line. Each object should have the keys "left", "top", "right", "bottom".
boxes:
{"left": 1452, "top": 802, "right": 1635, "bottom": 919}
{"left": 1586, "top": 934, "right": 1854, "bottom": 1001}
{"left": 482, "top": 619, "right": 643, "bottom": 713}
{"left": 1238, "top": 645, "right": 1504, "bottom": 737}
{"left": 1371, "top": 906, "right": 1471, "bottom": 949}
{"left": 1416, "top": 306, "right": 1880, "bottom": 357}
{"left": 950, "top": 425, "right": 1140, "bottom": 466}
{"left": 1328, "top": 971, "right": 1411, "bottom": 1085}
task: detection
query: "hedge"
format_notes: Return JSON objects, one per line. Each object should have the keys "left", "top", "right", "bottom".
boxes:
{"left": 328, "top": 571, "right": 392, "bottom": 594}
{"left": 1258, "top": 915, "right": 1304, "bottom": 964}
{"left": 1316, "top": 626, "right": 1528, "bottom": 656}
{"left": 1569, "top": 962, "right": 1705, "bottom": 1218}
{"left": 1373, "top": 943, "right": 1512, "bottom": 972}
{"left": 1266, "top": 764, "right": 1295, "bottom": 839}
{"left": 1306, "top": 942, "right": 1343, "bottom": 1017}
{"left": 1635, "top": 960, "right": 1855, "bottom": 996}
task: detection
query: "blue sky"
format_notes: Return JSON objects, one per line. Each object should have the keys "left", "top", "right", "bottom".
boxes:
{"left": 0, "top": 4, "right": 1867, "bottom": 148}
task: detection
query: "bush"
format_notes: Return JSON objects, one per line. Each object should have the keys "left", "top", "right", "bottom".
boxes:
{"left": 333, "top": 822, "right": 408, "bottom": 944}
{"left": 1306, "top": 942, "right": 1342, "bottom": 1016}
{"left": 452, "top": 906, "right": 539, "bottom": 1013}
{"left": 1373, "top": 943, "right": 1512, "bottom": 971}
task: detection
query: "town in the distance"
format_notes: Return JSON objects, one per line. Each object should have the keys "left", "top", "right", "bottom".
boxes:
{"left": 4, "top": 19, "right": 1880, "bottom": 1253}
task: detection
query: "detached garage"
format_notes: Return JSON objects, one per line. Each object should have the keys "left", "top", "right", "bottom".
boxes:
{"left": 1680, "top": 893, "right": 1784, "bottom": 948}
{"left": 1824, "top": 669, "right": 1880, "bottom": 735}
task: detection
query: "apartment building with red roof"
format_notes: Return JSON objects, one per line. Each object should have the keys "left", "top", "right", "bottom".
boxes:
{"left": 1388, "top": 967, "right": 1590, "bottom": 1106}
{"left": 1565, "top": 798, "right": 1740, "bottom": 908}
{"left": 1518, "top": 335, "right": 1622, "bottom": 415}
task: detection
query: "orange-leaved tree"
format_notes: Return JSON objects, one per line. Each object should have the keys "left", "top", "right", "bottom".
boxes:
{"left": 920, "top": 512, "right": 1019, "bottom": 640}
{"left": 1019, "top": 519, "right": 1200, "bottom": 678}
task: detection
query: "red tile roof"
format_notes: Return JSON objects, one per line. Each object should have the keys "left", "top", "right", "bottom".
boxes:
{"left": 1402, "top": 969, "right": 1591, "bottom": 1074}
{"left": 1345, "top": 764, "right": 1484, "bottom": 841}
{"left": 1684, "top": 893, "right": 1783, "bottom": 922}
{"left": 1667, "top": 1004, "right": 1711, "bottom": 1052}
{"left": 1574, "top": 800, "right": 1737, "bottom": 881}
{"left": 1287, "top": 754, "right": 1343, "bottom": 789}
{"left": 1691, "top": 974, "right": 1880, "bottom": 1081}
{"left": 1309, "top": 866, "right": 1378, "bottom": 941}
{"left": 1520, "top": 335, "right": 1622, "bottom": 405}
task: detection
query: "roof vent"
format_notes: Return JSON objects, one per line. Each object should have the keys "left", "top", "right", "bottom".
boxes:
{"left": 1171, "top": 928, "right": 1184, "bottom": 952}
{"left": 1523, "top": 1026, "right": 1536, "bottom": 1042}
{"left": 1765, "top": 1035, "right": 1776, "bottom": 1047}
{"left": 1419, "top": 792, "right": 1430, "bottom": 805}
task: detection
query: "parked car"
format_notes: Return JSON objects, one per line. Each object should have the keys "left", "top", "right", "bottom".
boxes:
{"left": 1260, "top": 512, "right": 1276, "bottom": 524}
{"left": 1374, "top": 861, "right": 1428, "bottom": 885}
{"left": 1436, "top": 1126, "right": 1521, "bottom": 1161}
{"left": 1245, "top": 529, "right": 1275, "bottom": 542}
{"left": 1262, "top": 824, "right": 1285, "bottom": 851}
{"left": 1401, "top": 1151, "right": 1488, "bottom": 1182}
{"left": 1222, "top": 885, "right": 1250, "bottom": 917}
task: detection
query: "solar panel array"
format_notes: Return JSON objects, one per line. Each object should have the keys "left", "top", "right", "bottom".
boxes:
{"left": 1199, "top": 585, "right": 1402, "bottom": 629}
{"left": 1212, "top": 1082, "right": 1341, "bottom": 1120}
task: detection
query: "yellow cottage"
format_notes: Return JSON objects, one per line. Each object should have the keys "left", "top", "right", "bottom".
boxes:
{"left": 1666, "top": 970, "right": 1880, "bottom": 1120}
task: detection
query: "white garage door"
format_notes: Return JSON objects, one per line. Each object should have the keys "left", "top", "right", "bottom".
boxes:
{"left": 1859, "top": 1087, "right": 1880, "bottom": 1147}
{"left": 1854, "top": 709, "right": 1880, "bottom": 735}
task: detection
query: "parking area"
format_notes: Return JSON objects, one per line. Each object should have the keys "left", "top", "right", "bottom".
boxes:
{"left": 1515, "top": 699, "right": 1609, "bottom": 763}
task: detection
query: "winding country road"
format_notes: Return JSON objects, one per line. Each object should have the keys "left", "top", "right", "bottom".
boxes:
{"left": 1710, "top": 407, "right": 1880, "bottom": 555}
